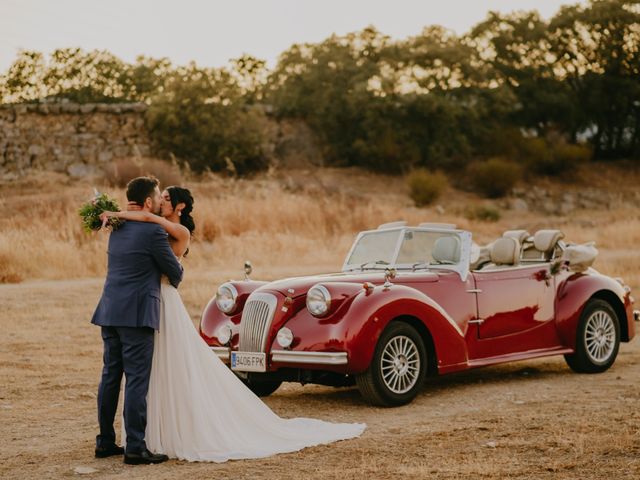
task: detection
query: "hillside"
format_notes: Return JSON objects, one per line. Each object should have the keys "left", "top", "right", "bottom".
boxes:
{"left": 1, "top": 162, "right": 639, "bottom": 294}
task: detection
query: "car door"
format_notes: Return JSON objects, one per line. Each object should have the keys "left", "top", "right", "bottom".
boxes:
{"left": 471, "top": 264, "right": 558, "bottom": 355}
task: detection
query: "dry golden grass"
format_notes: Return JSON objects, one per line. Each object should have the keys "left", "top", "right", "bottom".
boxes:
{"left": 1, "top": 164, "right": 639, "bottom": 291}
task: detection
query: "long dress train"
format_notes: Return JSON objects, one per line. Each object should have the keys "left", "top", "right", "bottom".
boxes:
{"left": 140, "top": 281, "right": 365, "bottom": 462}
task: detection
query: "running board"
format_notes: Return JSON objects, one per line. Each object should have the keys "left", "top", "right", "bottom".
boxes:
{"left": 467, "top": 347, "right": 574, "bottom": 368}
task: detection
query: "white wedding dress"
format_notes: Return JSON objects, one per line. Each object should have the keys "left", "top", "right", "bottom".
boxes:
{"left": 135, "top": 280, "right": 365, "bottom": 462}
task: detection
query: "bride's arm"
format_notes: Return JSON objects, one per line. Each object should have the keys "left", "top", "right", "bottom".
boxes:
{"left": 100, "top": 210, "right": 190, "bottom": 245}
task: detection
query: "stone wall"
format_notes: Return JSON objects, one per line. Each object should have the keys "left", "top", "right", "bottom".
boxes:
{"left": 0, "top": 103, "right": 151, "bottom": 180}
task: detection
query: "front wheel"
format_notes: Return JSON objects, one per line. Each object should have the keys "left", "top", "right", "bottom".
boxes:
{"left": 356, "top": 322, "right": 427, "bottom": 407}
{"left": 564, "top": 298, "right": 620, "bottom": 373}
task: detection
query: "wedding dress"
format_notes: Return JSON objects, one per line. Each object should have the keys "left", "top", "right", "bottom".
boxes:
{"left": 138, "top": 279, "right": 366, "bottom": 462}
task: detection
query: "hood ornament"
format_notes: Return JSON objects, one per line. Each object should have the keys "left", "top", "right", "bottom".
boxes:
{"left": 244, "top": 260, "right": 253, "bottom": 281}
{"left": 383, "top": 267, "right": 396, "bottom": 289}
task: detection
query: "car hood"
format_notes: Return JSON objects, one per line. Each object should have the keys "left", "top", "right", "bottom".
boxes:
{"left": 257, "top": 270, "right": 440, "bottom": 297}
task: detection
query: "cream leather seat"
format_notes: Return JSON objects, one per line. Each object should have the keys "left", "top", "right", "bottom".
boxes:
{"left": 516, "top": 229, "right": 565, "bottom": 262}
{"left": 488, "top": 237, "right": 520, "bottom": 267}
{"left": 533, "top": 229, "right": 565, "bottom": 260}
{"left": 470, "top": 243, "right": 491, "bottom": 271}
{"left": 502, "top": 229, "right": 530, "bottom": 245}
{"left": 503, "top": 229, "right": 537, "bottom": 261}
{"left": 432, "top": 236, "right": 461, "bottom": 264}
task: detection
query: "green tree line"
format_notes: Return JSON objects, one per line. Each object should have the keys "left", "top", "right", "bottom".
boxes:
{"left": 1, "top": 0, "right": 638, "bottom": 176}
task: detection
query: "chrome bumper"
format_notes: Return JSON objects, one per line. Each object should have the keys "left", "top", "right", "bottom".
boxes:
{"left": 211, "top": 347, "right": 348, "bottom": 366}
{"left": 271, "top": 350, "right": 348, "bottom": 365}
{"left": 211, "top": 346, "right": 230, "bottom": 363}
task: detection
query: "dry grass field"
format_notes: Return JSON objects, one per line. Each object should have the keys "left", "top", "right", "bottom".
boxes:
{"left": 1, "top": 164, "right": 640, "bottom": 479}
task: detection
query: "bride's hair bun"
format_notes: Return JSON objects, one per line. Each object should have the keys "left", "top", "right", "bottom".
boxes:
{"left": 167, "top": 185, "right": 195, "bottom": 235}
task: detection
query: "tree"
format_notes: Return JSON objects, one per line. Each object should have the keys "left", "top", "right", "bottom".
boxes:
{"left": 549, "top": 0, "right": 640, "bottom": 157}
{"left": 146, "top": 63, "right": 268, "bottom": 175}
{"left": 229, "top": 54, "right": 269, "bottom": 103}
{"left": 0, "top": 50, "right": 47, "bottom": 103}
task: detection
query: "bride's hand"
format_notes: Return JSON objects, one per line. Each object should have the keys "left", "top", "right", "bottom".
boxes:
{"left": 99, "top": 211, "right": 117, "bottom": 229}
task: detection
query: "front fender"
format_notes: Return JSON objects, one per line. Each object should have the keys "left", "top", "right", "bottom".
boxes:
{"left": 200, "top": 280, "right": 268, "bottom": 345}
{"left": 555, "top": 271, "right": 633, "bottom": 348}
{"left": 273, "top": 284, "right": 468, "bottom": 374}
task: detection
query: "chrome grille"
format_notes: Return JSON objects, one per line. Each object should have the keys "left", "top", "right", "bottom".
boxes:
{"left": 238, "top": 292, "right": 278, "bottom": 352}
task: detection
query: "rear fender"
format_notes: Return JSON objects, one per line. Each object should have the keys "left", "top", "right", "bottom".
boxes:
{"left": 555, "top": 272, "right": 633, "bottom": 348}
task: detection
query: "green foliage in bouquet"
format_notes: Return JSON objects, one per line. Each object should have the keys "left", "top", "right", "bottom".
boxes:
{"left": 78, "top": 191, "right": 124, "bottom": 232}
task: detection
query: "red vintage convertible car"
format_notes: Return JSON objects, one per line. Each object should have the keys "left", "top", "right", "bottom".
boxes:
{"left": 200, "top": 222, "right": 638, "bottom": 406}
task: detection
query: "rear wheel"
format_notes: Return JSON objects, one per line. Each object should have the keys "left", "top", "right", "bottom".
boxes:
{"left": 242, "top": 375, "right": 282, "bottom": 397}
{"left": 564, "top": 299, "right": 620, "bottom": 373}
{"left": 356, "top": 322, "right": 427, "bottom": 407}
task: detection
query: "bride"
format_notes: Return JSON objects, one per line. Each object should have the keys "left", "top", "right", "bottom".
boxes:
{"left": 101, "top": 186, "right": 365, "bottom": 463}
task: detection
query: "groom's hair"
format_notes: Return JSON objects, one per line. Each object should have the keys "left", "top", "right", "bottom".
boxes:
{"left": 126, "top": 176, "right": 159, "bottom": 206}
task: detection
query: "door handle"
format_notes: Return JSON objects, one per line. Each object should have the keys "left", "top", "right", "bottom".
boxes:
{"left": 468, "top": 318, "right": 485, "bottom": 324}
{"left": 466, "top": 289, "right": 482, "bottom": 293}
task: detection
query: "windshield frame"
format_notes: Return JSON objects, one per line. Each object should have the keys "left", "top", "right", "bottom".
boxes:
{"left": 342, "top": 226, "right": 472, "bottom": 280}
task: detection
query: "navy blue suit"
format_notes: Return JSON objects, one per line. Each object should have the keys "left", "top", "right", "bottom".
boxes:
{"left": 92, "top": 221, "right": 183, "bottom": 454}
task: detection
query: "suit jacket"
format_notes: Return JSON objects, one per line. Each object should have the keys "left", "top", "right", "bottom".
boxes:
{"left": 91, "top": 221, "right": 183, "bottom": 330}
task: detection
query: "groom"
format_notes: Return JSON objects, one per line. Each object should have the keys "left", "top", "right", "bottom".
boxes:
{"left": 91, "top": 176, "right": 183, "bottom": 465}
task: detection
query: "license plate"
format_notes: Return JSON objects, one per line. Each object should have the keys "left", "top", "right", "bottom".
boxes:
{"left": 231, "top": 351, "right": 266, "bottom": 372}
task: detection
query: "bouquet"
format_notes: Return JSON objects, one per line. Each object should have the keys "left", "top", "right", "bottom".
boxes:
{"left": 79, "top": 189, "right": 125, "bottom": 233}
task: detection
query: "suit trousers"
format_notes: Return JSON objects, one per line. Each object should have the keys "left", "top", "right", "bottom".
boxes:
{"left": 96, "top": 326, "right": 154, "bottom": 454}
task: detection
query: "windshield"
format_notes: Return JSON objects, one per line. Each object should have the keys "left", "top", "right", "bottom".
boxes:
{"left": 345, "top": 229, "right": 400, "bottom": 267}
{"left": 345, "top": 228, "right": 462, "bottom": 270}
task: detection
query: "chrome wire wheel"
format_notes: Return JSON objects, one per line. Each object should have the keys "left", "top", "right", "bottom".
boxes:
{"left": 564, "top": 299, "right": 620, "bottom": 374}
{"left": 380, "top": 335, "right": 421, "bottom": 394}
{"left": 584, "top": 309, "right": 616, "bottom": 364}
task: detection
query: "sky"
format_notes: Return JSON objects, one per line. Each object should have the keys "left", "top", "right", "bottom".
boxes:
{"left": 0, "top": 0, "right": 587, "bottom": 72}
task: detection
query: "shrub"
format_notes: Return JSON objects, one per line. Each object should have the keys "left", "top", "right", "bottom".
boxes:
{"left": 548, "top": 143, "right": 592, "bottom": 175}
{"left": 407, "top": 169, "right": 448, "bottom": 207}
{"left": 0, "top": 251, "right": 23, "bottom": 283}
{"left": 465, "top": 205, "right": 501, "bottom": 222}
{"left": 466, "top": 158, "right": 521, "bottom": 198}
{"left": 481, "top": 127, "right": 526, "bottom": 159}
{"left": 519, "top": 137, "right": 591, "bottom": 176}
{"left": 104, "top": 157, "right": 183, "bottom": 188}
{"left": 518, "top": 137, "right": 553, "bottom": 167}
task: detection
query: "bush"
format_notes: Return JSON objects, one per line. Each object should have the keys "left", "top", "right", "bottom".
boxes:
{"left": 519, "top": 137, "right": 591, "bottom": 176}
{"left": 466, "top": 158, "right": 522, "bottom": 198}
{"left": 104, "top": 157, "right": 183, "bottom": 188}
{"left": 465, "top": 205, "right": 501, "bottom": 222}
{"left": 0, "top": 251, "right": 23, "bottom": 283}
{"left": 481, "top": 127, "right": 526, "bottom": 159}
{"left": 407, "top": 169, "right": 448, "bottom": 207}
{"left": 517, "top": 137, "right": 553, "bottom": 167}
{"left": 548, "top": 143, "right": 592, "bottom": 175}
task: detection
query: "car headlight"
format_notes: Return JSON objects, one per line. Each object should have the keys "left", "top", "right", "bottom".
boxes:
{"left": 215, "top": 283, "right": 238, "bottom": 314}
{"left": 277, "top": 327, "right": 294, "bottom": 348}
{"left": 307, "top": 284, "right": 331, "bottom": 317}
{"left": 215, "top": 323, "right": 233, "bottom": 345}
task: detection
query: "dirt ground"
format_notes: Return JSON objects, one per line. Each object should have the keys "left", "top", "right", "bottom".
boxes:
{"left": 1, "top": 276, "right": 640, "bottom": 480}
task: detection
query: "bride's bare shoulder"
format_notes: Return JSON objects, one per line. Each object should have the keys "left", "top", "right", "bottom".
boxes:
{"left": 171, "top": 223, "right": 191, "bottom": 243}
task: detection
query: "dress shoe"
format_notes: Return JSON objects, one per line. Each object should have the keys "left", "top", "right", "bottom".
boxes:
{"left": 124, "top": 449, "right": 169, "bottom": 465}
{"left": 95, "top": 444, "right": 125, "bottom": 458}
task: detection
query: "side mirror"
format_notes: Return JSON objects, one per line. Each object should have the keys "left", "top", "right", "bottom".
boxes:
{"left": 244, "top": 260, "right": 253, "bottom": 280}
